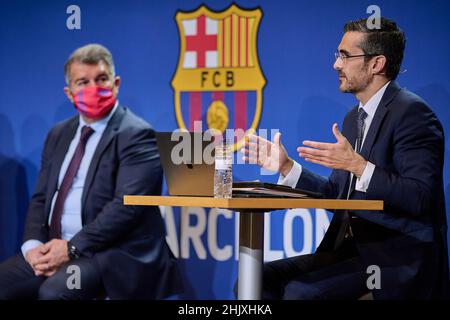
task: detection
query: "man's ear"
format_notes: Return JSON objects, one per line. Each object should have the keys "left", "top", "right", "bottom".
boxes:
{"left": 372, "top": 55, "right": 387, "bottom": 76}
{"left": 64, "top": 87, "right": 74, "bottom": 103}
{"left": 113, "top": 76, "right": 121, "bottom": 96}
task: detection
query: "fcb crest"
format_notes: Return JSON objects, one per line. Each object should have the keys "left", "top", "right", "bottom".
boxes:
{"left": 171, "top": 4, "right": 266, "bottom": 151}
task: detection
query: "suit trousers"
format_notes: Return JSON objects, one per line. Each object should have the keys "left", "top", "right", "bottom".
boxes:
{"left": 263, "top": 237, "right": 369, "bottom": 300}
{"left": 0, "top": 254, "right": 103, "bottom": 300}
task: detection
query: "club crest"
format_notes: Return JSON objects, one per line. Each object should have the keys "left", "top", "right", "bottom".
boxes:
{"left": 171, "top": 4, "right": 266, "bottom": 150}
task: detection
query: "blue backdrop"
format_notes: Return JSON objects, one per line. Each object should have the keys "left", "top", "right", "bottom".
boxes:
{"left": 0, "top": 0, "right": 449, "bottom": 299}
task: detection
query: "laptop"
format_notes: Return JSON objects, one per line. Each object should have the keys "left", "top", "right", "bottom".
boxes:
{"left": 156, "top": 131, "right": 216, "bottom": 196}
{"left": 155, "top": 131, "right": 322, "bottom": 198}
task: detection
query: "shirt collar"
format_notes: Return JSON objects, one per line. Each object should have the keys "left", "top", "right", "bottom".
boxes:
{"left": 78, "top": 100, "right": 119, "bottom": 133}
{"left": 358, "top": 81, "right": 390, "bottom": 118}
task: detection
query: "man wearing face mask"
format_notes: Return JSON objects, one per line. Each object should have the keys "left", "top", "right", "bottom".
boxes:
{"left": 0, "top": 44, "right": 181, "bottom": 299}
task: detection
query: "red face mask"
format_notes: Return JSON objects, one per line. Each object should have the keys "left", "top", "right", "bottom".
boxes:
{"left": 72, "top": 86, "right": 116, "bottom": 120}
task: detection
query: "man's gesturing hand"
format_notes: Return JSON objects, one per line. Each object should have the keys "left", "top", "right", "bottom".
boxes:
{"left": 297, "top": 123, "right": 367, "bottom": 177}
{"left": 241, "top": 132, "right": 294, "bottom": 176}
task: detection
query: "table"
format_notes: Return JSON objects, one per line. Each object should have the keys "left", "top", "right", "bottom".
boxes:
{"left": 123, "top": 196, "right": 383, "bottom": 299}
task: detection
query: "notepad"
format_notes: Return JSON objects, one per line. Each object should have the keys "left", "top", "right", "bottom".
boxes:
{"left": 232, "top": 182, "right": 323, "bottom": 198}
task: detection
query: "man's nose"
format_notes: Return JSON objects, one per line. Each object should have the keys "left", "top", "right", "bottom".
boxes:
{"left": 333, "top": 59, "right": 342, "bottom": 71}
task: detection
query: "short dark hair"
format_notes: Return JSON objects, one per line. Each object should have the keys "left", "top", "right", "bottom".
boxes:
{"left": 344, "top": 17, "right": 406, "bottom": 80}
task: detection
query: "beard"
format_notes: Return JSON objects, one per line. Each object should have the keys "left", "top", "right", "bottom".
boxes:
{"left": 338, "top": 72, "right": 371, "bottom": 94}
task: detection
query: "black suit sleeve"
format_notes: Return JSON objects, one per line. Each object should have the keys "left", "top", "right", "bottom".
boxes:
{"left": 367, "top": 101, "right": 445, "bottom": 217}
{"left": 22, "top": 127, "right": 57, "bottom": 243}
{"left": 70, "top": 126, "right": 163, "bottom": 256}
{"left": 295, "top": 167, "right": 342, "bottom": 199}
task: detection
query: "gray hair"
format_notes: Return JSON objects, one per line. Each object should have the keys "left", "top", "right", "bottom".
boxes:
{"left": 64, "top": 44, "right": 115, "bottom": 84}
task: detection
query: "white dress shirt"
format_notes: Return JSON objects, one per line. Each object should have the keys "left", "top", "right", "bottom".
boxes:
{"left": 279, "top": 82, "right": 391, "bottom": 192}
{"left": 21, "top": 102, "right": 118, "bottom": 257}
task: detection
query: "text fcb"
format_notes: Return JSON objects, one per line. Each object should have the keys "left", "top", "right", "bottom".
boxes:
{"left": 171, "top": 4, "right": 266, "bottom": 151}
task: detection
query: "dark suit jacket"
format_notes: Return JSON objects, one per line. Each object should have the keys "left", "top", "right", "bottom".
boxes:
{"left": 296, "top": 81, "right": 449, "bottom": 299}
{"left": 23, "top": 105, "right": 181, "bottom": 299}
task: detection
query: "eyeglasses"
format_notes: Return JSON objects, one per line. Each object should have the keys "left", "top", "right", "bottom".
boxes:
{"left": 334, "top": 51, "right": 380, "bottom": 62}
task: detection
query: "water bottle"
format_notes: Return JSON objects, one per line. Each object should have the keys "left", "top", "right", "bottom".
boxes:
{"left": 214, "top": 138, "right": 233, "bottom": 198}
